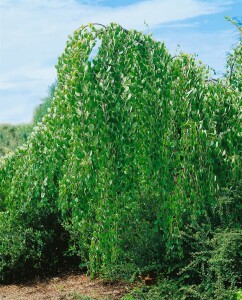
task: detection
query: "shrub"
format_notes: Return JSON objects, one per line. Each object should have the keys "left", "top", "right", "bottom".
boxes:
{"left": 178, "top": 228, "right": 242, "bottom": 299}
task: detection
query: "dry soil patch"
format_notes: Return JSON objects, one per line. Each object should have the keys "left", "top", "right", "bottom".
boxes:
{"left": 0, "top": 274, "right": 132, "bottom": 300}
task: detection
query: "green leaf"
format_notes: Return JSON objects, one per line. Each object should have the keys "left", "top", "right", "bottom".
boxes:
{"left": 88, "top": 124, "right": 94, "bottom": 131}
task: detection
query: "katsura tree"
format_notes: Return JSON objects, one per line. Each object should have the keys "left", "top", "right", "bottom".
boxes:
{"left": 0, "top": 23, "right": 241, "bottom": 293}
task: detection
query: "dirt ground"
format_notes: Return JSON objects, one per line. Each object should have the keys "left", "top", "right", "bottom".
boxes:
{"left": 0, "top": 273, "right": 133, "bottom": 300}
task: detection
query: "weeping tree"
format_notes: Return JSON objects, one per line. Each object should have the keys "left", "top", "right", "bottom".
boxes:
{"left": 0, "top": 23, "right": 241, "bottom": 295}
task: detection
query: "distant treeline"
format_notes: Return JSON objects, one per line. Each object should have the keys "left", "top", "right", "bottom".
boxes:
{"left": 0, "top": 124, "right": 33, "bottom": 157}
{"left": 0, "top": 82, "right": 56, "bottom": 157}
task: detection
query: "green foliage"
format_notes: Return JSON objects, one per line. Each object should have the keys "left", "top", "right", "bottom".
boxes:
{"left": 178, "top": 228, "right": 241, "bottom": 299}
{"left": 0, "top": 22, "right": 241, "bottom": 300}
{"left": 235, "top": 290, "right": 242, "bottom": 300}
{"left": 0, "top": 82, "right": 56, "bottom": 158}
{"left": 0, "top": 124, "right": 33, "bottom": 157}
{"left": 122, "top": 279, "right": 182, "bottom": 300}
{"left": 0, "top": 209, "right": 68, "bottom": 282}
{"left": 33, "top": 82, "right": 57, "bottom": 125}
{"left": 225, "top": 17, "right": 242, "bottom": 92}
{"left": 124, "top": 228, "right": 242, "bottom": 300}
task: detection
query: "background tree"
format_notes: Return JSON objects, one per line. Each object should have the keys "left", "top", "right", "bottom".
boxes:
{"left": 33, "top": 81, "right": 57, "bottom": 125}
{"left": 225, "top": 17, "right": 242, "bottom": 91}
{"left": 0, "top": 124, "right": 33, "bottom": 157}
{"left": 0, "top": 81, "right": 57, "bottom": 157}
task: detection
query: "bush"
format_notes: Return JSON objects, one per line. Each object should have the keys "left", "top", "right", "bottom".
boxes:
{"left": 0, "top": 203, "right": 70, "bottom": 282}
{"left": 178, "top": 228, "right": 242, "bottom": 299}
{"left": 122, "top": 279, "right": 183, "bottom": 300}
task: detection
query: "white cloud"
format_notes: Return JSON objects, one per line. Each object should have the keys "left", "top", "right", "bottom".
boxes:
{"left": 0, "top": 0, "right": 234, "bottom": 123}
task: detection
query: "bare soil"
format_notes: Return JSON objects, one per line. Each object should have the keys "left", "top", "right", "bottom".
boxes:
{"left": 0, "top": 273, "right": 133, "bottom": 300}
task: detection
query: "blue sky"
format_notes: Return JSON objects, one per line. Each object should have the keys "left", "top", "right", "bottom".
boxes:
{"left": 0, "top": 0, "right": 241, "bottom": 124}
